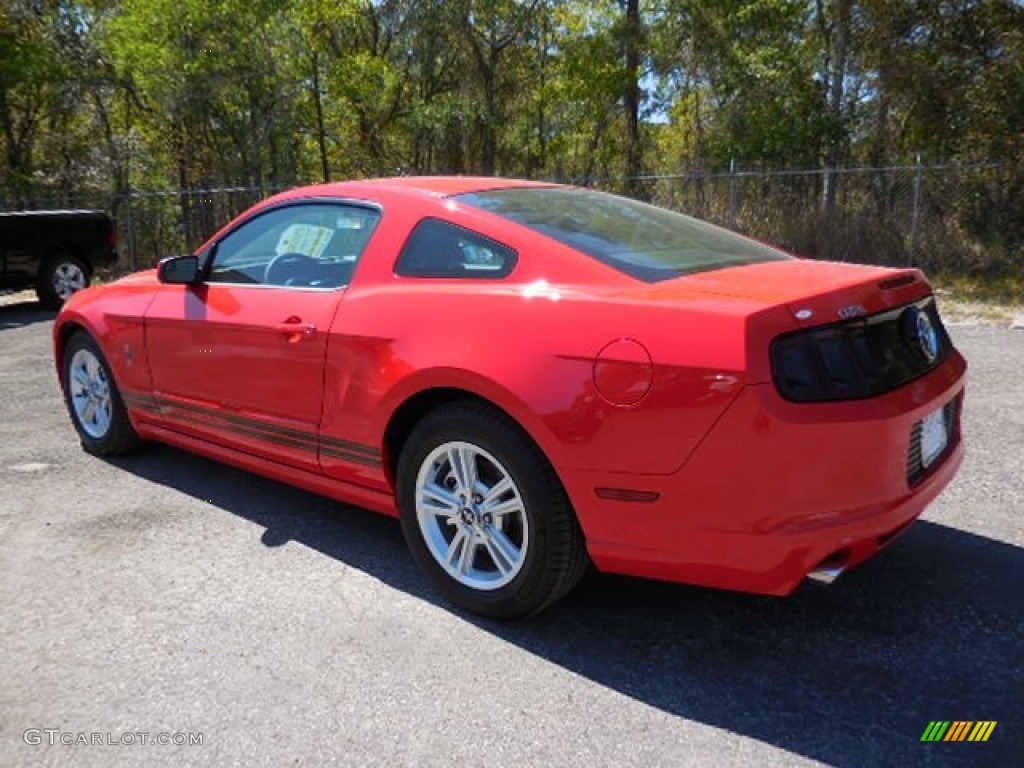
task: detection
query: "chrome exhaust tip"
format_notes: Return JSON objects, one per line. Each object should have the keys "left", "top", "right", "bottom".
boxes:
{"left": 806, "top": 564, "right": 845, "bottom": 585}
{"left": 807, "top": 550, "right": 850, "bottom": 586}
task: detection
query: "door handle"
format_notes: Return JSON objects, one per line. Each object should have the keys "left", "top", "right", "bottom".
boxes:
{"left": 274, "top": 320, "right": 316, "bottom": 341}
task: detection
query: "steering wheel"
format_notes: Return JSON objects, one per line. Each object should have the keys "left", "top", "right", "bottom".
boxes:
{"left": 264, "top": 252, "right": 317, "bottom": 285}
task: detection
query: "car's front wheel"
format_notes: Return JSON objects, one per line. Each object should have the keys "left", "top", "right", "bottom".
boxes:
{"left": 397, "top": 401, "right": 588, "bottom": 618}
{"left": 62, "top": 331, "right": 142, "bottom": 455}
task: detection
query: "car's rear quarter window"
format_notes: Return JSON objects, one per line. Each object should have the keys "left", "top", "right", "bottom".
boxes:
{"left": 395, "top": 218, "right": 516, "bottom": 278}
{"left": 456, "top": 187, "right": 791, "bottom": 282}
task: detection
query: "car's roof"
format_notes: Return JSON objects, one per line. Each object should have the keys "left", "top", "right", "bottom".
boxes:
{"left": 360, "top": 176, "right": 561, "bottom": 196}
{"left": 277, "top": 176, "right": 561, "bottom": 201}
{"left": 206, "top": 177, "right": 573, "bottom": 261}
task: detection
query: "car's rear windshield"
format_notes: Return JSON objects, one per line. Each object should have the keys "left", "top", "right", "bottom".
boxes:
{"left": 455, "top": 187, "right": 792, "bottom": 282}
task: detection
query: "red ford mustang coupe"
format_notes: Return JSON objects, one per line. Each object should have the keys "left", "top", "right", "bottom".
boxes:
{"left": 53, "top": 177, "right": 966, "bottom": 617}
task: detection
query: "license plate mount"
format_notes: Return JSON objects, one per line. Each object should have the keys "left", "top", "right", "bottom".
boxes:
{"left": 920, "top": 406, "right": 949, "bottom": 469}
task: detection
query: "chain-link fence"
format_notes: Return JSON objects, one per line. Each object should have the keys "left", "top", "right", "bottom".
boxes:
{"left": 604, "top": 162, "right": 1018, "bottom": 277}
{"left": 5, "top": 163, "right": 1020, "bottom": 278}
{"left": 115, "top": 186, "right": 287, "bottom": 270}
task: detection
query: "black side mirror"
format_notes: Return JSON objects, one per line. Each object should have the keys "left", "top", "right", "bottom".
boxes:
{"left": 157, "top": 255, "right": 200, "bottom": 284}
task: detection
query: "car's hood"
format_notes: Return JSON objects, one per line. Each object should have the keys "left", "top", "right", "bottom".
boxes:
{"left": 619, "top": 259, "right": 932, "bottom": 327}
{"left": 114, "top": 268, "right": 159, "bottom": 286}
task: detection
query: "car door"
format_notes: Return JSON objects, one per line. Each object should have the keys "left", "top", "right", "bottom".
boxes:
{"left": 145, "top": 201, "right": 381, "bottom": 472}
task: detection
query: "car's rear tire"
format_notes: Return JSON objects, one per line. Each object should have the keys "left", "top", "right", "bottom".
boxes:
{"left": 37, "top": 248, "right": 89, "bottom": 309}
{"left": 397, "top": 401, "right": 588, "bottom": 618}
{"left": 62, "top": 331, "right": 142, "bottom": 456}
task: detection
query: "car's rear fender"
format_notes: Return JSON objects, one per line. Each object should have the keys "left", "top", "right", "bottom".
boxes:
{"left": 564, "top": 350, "right": 967, "bottom": 592}
{"left": 319, "top": 362, "right": 562, "bottom": 494}
{"left": 329, "top": 281, "right": 803, "bottom": 476}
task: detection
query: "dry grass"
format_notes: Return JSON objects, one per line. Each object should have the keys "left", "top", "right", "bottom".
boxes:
{"left": 932, "top": 275, "right": 1024, "bottom": 327}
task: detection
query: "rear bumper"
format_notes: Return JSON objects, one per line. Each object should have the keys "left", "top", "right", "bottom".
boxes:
{"left": 563, "top": 351, "right": 967, "bottom": 595}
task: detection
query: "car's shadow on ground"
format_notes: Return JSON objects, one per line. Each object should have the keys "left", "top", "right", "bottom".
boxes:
{"left": 108, "top": 444, "right": 1021, "bottom": 767}
{"left": 0, "top": 297, "right": 54, "bottom": 329}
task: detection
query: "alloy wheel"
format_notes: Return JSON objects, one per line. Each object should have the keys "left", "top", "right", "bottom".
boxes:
{"left": 415, "top": 440, "right": 529, "bottom": 591}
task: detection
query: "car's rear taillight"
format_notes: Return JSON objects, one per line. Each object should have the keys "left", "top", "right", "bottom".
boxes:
{"left": 770, "top": 297, "right": 951, "bottom": 402}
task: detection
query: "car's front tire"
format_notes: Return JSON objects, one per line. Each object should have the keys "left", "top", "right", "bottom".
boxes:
{"left": 62, "top": 331, "right": 142, "bottom": 455}
{"left": 397, "top": 401, "right": 588, "bottom": 618}
{"left": 38, "top": 249, "right": 89, "bottom": 309}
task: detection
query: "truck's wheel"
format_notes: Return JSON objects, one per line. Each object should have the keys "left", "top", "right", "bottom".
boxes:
{"left": 37, "top": 249, "right": 89, "bottom": 309}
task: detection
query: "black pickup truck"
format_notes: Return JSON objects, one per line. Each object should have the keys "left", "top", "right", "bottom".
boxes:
{"left": 0, "top": 210, "right": 118, "bottom": 308}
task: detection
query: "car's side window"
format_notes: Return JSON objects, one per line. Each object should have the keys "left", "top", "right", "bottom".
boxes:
{"left": 395, "top": 218, "right": 517, "bottom": 278}
{"left": 208, "top": 203, "right": 381, "bottom": 288}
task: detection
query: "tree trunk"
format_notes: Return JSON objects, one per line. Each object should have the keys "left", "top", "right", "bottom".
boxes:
{"left": 624, "top": 0, "right": 642, "bottom": 196}
{"left": 175, "top": 118, "right": 192, "bottom": 251}
{"left": 822, "top": 0, "right": 849, "bottom": 219}
{"left": 0, "top": 86, "right": 32, "bottom": 207}
{"left": 311, "top": 52, "right": 330, "bottom": 182}
{"left": 481, "top": 45, "right": 499, "bottom": 176}
{"left": 820, "top": 0, "right": 849, "bottom": 260}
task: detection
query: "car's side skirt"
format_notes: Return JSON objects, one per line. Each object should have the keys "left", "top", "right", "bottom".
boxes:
{"left": 135, "top": 421, "right": 399, "bottom": 518}
{"left": 122, "top": 391, "right": 383, "bottom": 469}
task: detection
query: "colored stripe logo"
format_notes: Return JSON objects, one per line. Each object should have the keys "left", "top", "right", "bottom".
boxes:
{"left": 921, "top": 721, "right": 997, "bottom": 742}
{"left": 122, "top": 391, "right": 383, "bottom": 468}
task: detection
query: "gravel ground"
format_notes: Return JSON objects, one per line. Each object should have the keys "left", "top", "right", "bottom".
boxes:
{"left": 0, "top": 295, "right": 1020, "bottom": 768}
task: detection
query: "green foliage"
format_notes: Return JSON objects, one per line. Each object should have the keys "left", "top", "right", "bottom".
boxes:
{"left": 0, "top": 0, "right": 1021, "bottom": 270}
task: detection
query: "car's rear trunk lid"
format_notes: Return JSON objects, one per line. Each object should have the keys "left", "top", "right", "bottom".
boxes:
{"left": 677, "top": 259, "right": 931, "bottom": 327}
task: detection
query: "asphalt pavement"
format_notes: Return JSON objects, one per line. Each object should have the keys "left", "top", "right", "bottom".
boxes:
{"left": 1, "top": 296, "right": 1020, "bottom": 767}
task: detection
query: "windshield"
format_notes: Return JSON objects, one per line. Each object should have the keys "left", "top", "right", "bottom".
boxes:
{"left": 456, "top": 187, "right": 792, "bottom": 282}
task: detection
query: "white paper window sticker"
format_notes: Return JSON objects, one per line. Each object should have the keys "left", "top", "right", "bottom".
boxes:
{"left": 276, "top": 223, "right": 334, "bottom": 259}
{"left": 336, "top": 216, "right": 365, "bottom": 230}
